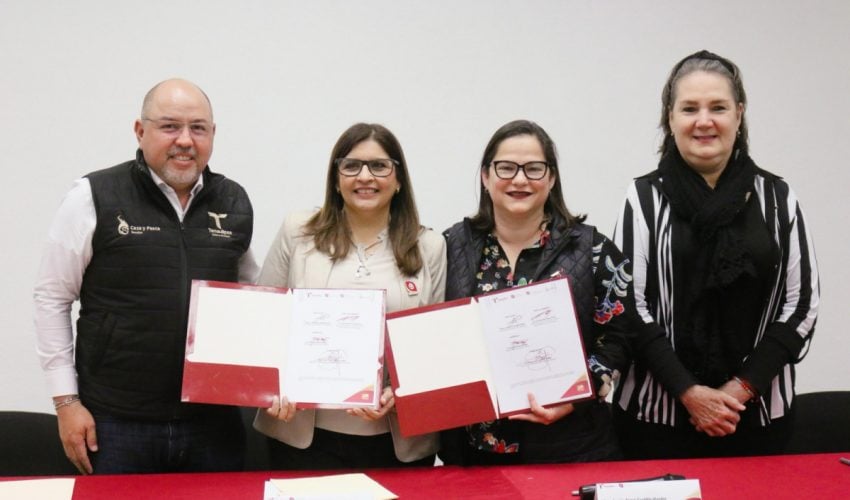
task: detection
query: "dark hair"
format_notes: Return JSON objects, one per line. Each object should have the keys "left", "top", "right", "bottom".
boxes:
{"left": 304, "top": 123, "right": 424, "bottom": 276}
{"left": 659, "top": 49, "right": 748, "bottom": 157}
{"left": 470, "top": 119, "right": 585, "bottom": 233}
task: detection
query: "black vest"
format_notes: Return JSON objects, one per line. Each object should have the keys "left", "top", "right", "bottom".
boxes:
{"left": 440, "top": 216, "right": 612, "bottom": 465}
{"left": 443, "top": 216, "right": 596, "bottom": 342}
{"left": 76, "top": 154, "right": 252, "bottom": 420}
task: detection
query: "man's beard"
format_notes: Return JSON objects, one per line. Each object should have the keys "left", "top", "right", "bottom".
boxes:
{"left": 161, "top": 162, "right": 202, "bottom": 190}
{"left": 161, "top": 148, "right": 203, "bottom": 189}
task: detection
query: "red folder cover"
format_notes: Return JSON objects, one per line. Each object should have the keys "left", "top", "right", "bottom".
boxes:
{"left": 182, "top": 362, "right": 279, "bottom": 407}
{"left": 385, "top": 277, "right": 593, "bottom": 437}
{"left": 182, "top": 280, "right": 282, "bottom": 407}
{"left": 181, "top": 280, "right": 385, "bottom": 409}
{"left": 385, "top": 300, "right": 498, "bottom": 436}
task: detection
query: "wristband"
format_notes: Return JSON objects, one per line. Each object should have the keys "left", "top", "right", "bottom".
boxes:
{"left": 54, "top": 395, "right": 81, "bottom": 410}
{"left": 733, "top": 376, "right": 757, "bottom": 401}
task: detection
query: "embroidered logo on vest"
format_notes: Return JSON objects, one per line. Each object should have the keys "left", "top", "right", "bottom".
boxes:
{"left": 208, "top": 212, "right": 233, "bottom": 238}
{"left": 117, "top": 215, "right": 130, "bottom": 235}
{"left": 116, "top": 213, "right": 161, "bottom": 235}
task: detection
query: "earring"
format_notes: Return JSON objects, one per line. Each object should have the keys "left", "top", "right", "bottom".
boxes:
{"left": 395, "top": 186, "right": 400, "bottom": 194}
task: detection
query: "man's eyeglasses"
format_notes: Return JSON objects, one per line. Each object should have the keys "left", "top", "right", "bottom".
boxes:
{"left": 490, "top": 161, "right": 549, "bottom": 180}
{"left": 142, "top": 117, "right": 213, "bottom": 138}
{"left": 335, "top": 158, "right": 398, "bottom": 177}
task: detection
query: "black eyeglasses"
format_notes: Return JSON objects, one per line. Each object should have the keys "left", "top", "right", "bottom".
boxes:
{"left": 335, "top": 158, "right": 398, "bottom": 177}
{"left": 490, "top": 161, "right": 549, "bottom": 180}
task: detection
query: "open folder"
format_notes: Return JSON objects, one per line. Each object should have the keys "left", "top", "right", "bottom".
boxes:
{"left": 181, "top": 280, "right": 386, "bottom": 409}
{"left": 385, "top": 277, "right": 593, "bottom": 437}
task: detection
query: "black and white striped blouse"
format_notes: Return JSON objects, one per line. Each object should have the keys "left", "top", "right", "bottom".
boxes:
{"left": 613, "top": 170, "right": 819, "bottom": 427}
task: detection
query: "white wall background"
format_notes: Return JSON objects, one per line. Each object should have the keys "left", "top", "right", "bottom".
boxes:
{"left": 2, "top": 0, "right": 847, "bottom": 413}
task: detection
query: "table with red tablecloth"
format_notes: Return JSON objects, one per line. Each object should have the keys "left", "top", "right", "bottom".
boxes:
{"left": 9, "top": 452, "right": 850, "bottom": 499}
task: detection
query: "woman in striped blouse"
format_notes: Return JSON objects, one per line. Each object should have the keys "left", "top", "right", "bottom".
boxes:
{"left": 612, "top": 50, "right": 819, "bottom": 458}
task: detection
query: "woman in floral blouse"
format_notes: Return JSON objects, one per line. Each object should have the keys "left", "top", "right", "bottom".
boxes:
{"left": 440, "top": 119, "right": 637, "bottom": 465}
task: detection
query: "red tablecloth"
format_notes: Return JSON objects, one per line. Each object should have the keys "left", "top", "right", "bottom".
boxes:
{"left": 15, "top": 452, "right": 850, "bottom": 499}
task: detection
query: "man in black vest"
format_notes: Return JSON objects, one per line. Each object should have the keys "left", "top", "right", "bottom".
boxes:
{"left": 34, "top": 79, "right": 256, "bottom": 474}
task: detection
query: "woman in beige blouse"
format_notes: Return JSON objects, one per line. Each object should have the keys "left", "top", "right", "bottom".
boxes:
{"left": 253, "top": 123, "right": 446, "bottom": 469}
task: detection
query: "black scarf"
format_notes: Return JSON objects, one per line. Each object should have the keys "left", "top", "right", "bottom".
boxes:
{"left": 652, "top": 147, "right": 759, "bottom": 384}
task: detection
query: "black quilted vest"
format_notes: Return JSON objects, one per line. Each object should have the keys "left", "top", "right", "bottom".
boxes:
{"left": 443, "top": 215, "right": 596, "bottom": 345}
{"left": 76, "top": 153, "right": 252, "bottom": 420}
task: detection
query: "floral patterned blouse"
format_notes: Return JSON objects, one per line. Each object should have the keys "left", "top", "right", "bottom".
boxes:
{"left": 466, "top": 227, "right": 632, "bottom": 456}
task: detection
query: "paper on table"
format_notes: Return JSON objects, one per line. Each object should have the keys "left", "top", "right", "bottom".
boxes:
{"left": 594, "top": 479, "right": 702, "bottom": 500}
{"left": 266, "top": 473, "right": 397, "bottom": 500}
{"left": 0, "top": 478, "right": 75, "bottom": 500}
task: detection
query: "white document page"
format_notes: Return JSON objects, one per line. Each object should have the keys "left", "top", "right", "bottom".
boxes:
{"left": 477, "top": 279, "right": 589, "bottom": 414}
{"left": 267, "top": 473, "right": 397, "bottom": 500}
{"left": 0, "top": 478, "right": 75, "bottom": 500}
{"left": 387, "top": 301, "right": 497, "bottom": 409}
{"left": 265, "top": 479, "right": 371, "bottom": 500}
{"left": 595, "top": 479, "right": 702, "bottom": 500}
{"left": 283, "top": 289, "right": 384, "bottom": 407}
{"left": 188, "top": 285, "right": 291, "bottom": 394}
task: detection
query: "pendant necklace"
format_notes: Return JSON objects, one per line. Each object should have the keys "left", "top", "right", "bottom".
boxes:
{"left": 354, "top": 234, "right": 384, "bottom": 278}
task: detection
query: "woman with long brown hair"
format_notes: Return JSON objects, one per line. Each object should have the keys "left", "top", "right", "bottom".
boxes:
{"left": 254, "top": 123, "right": 445, "bottom": 468}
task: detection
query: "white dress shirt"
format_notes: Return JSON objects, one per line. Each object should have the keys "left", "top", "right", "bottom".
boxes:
{"left": 33, "top": 168, "right": 258, "bottom": 398}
